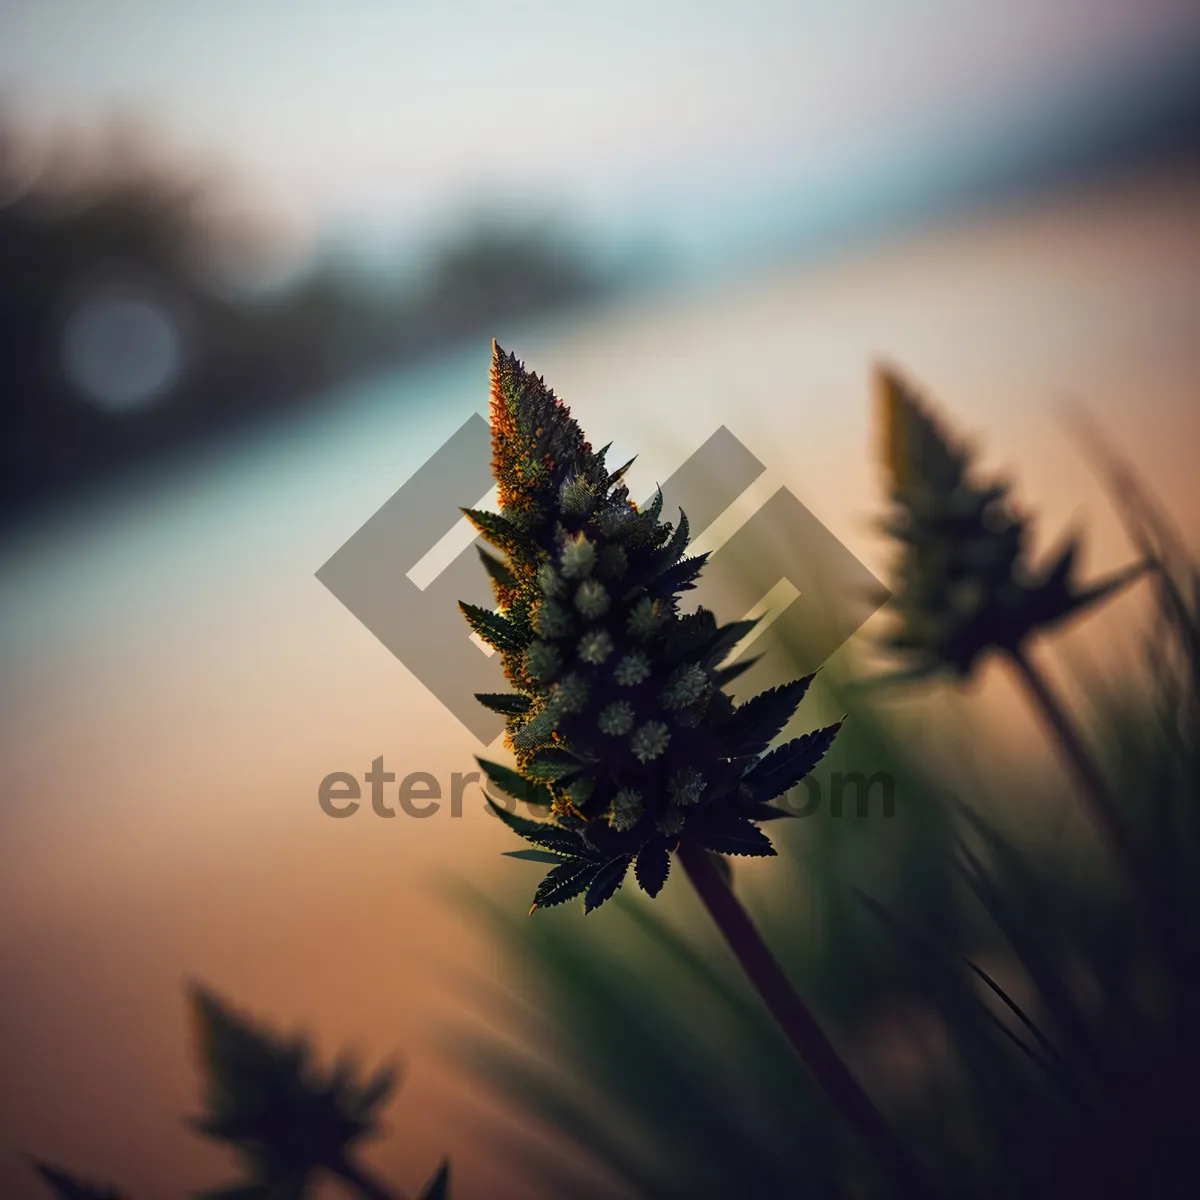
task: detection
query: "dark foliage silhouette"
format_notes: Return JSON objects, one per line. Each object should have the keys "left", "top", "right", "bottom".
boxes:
{"left": 30, "top": 985, "right": 450, "bottom": 1200}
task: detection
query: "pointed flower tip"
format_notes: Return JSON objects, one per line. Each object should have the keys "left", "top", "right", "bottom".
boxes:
{"left": 528, "top": 902, "right": 539, "bottom": 916}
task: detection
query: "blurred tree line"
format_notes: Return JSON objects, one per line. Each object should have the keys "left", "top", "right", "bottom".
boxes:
{"left": 0, "top": 116, "right": 611, "bottom": 525}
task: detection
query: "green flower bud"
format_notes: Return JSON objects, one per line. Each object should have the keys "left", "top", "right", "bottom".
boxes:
{"left": 524, "top": 640, "right": 561, "bottom": 682}
{"left": 574, "top": 578, "right": 610, "bottom": 619}
{"left": 578, "top": 629, "right": 614, "bottom": 664}
{"left": 596, "top": 543, "right": 629, "bottom": 579}
{"left": 559, "top": 475, "right": 596, "bottom": 517}
{"left": 565, "top": 775, "right": 595, "bottom": 805}
{"left": 614, "top": 651, "right": 651, "bottom": 687}
{"left": 668, "top": 767, "right": 706, "bottom": 807}
{"left": 597, "top": 503, "right": 634, "bottom": 538}
{"left": 627, "top": 595, "right": 666, "bottom": 640}
{"left": 597, "top": 700, "right": 635, "bottom": 736}
{"left": 655, "top": 808, "right": 685, "bottom": 837}
{"left": 553, "top": 672, "right": 590, "bottom": 714}
{"left": 661, "top": 664, "right": 710, "bottom": 709}
{"left": 630, "top": 720, "right": 670, "bottom": 763}
{"left": 609, "top": 788, "right": 644, "bottom": 832}
{"left": 534, "top": 597, "right": 574, "bottom": 638}
{"left": 560, "top": 531, "right": 596, "bottom": 580}
{"left": 537, "top": 562, "right": 566, "bottom": 598}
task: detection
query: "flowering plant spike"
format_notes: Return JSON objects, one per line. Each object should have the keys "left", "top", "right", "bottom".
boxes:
{"left": 874, "top": 364, "right": 1146, "bottom": 682}
{"left": 463, "top": 342, "right": 841, "bottom": 914}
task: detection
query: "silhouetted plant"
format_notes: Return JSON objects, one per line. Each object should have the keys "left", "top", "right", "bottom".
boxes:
{"left": 189, "top": 983, "right": 402, "bottom": 1200}
{"left": 873, "top": 366, "right": 1150, "bottom": 904}
{"left": 868, "top": 368, "right": 1200, "bottom": 1196}
{"left": 462, "top": 342, "right": 929, "bottom": 1194}
{"left": 30, "top": 985, "right": 450, "bottom": 1200}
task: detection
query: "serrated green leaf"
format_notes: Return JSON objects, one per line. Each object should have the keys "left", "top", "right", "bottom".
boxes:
{"left": 692, "top": 815, "right": 776, "bottom": 857}
{"left": 634, "top": 840, "right": 671, "bottom": 897}
{"left": 459, "top": 602, "right": 526, "bottom": 655}
{"left": 652, "top": 552, "right": 708, "bottom": 598}
{"left": 512, "top": 707, "right": 560, "bottom": 752}
{"left": 655, "top": 508, "right": 690, "bottom": 570}
{"left": 503, "top": 848, "right": 570, "bottom": 865}
{"left": 461, "top": 507, "right": 529, "bottom": 554}
{"left": 477, "top": 545, "right": 519, "bottom": 591}
{"left": 525, "top": 747, "right": 587, "bottom": 782}
{"left": 484, "top": 797, "right": 585, "bottom": 856}
{"left": 584, "top": 856, "right": 632, "bottom": 913}
{"left": 743, "top": 721, "right": 843, "bottom": 802}
{"left": 476, "top": 758, "right": 553, "bottom": 809}
{"left": 661, "top": 607, "right": 717, "bottom": 660}
{"left": 712, "top": 656, "right": 761, "bottom": 688}
{"left": 474, "top": 692, "right": 532, "bottom": 716}
{"left": 483, "top": 789, "right": 591, "bottom": 862}
{"left": 605, "top": 455, "right": 637, "bottom": 487}
{"left": 641, "top": 487, "right": 663, "bottom": 525}
{"left": 723, "top": 674, "right": 817, "bottom": 755}
{"left": 704, "top": 618, "right": 760, "bottom": 666}
{"left": 744, "top": 801, "right": 797, "bottom": 821}
{"left": 533, "top": 858, "right": 603, "bottom": 911}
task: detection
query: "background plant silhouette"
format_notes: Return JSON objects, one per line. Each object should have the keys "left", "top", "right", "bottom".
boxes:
{"left": 874, "top": 366, "right": 1152, "bottom": 912}
{"left": 29, "top": 985, "right": 451, "bottom": 1200}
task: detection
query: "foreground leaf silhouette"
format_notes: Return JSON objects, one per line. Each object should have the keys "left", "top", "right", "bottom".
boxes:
{"left": 31, "top": 984, "right": 449, "bottom": 1200}
{"left": 189, "top": 984, "right": 403, "bottom": 1199}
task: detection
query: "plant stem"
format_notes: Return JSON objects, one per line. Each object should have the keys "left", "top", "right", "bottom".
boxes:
{"left": 1006, "top": 644, "right": 1149, "bottom": 907}
{"left": 333, "top": 1157, "right": 408, "bottom": 1200}
{"left": 676, "top": 841, "right": 931, "bottom": 1197}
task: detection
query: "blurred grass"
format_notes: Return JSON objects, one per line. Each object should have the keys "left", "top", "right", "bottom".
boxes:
{"left": 444, "top": 424, "right": 1200, "bottom": 1198}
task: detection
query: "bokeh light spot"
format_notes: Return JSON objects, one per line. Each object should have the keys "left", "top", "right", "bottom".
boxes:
{"left": 61, "top": 285, "right": 184, "bottom": 416}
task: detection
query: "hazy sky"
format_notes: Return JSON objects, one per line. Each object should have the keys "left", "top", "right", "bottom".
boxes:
{"left": 2, "top": 0, "right": 1199, "bottom": 250}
